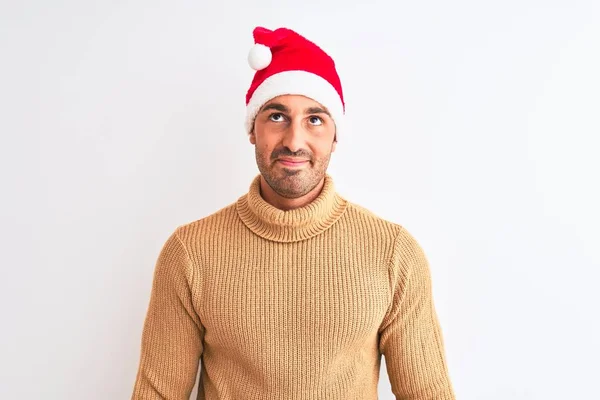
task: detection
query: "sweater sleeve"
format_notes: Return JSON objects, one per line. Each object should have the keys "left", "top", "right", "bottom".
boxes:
{"left": 131, "top": 228, "right": 205, "bottom": 400}
{"left": 378, "top": 227, "right": 456, "bottom": 400}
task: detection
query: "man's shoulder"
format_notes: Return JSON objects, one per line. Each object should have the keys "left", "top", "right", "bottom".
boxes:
{"left": 343, "top": 200, "right": 428, "bottom": 266}
{"left": 344, "top": 200, "right": 402, "bottom": 228}
{"left": 343, "top": 199, "right": 404, "bottom": 238}
{"left": 174, "top": 200, "right": 239, "bottom": 238}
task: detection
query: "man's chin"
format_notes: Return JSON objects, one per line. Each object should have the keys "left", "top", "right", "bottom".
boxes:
{"left": 269, "top": 175, "right": 313, "bottom": 197}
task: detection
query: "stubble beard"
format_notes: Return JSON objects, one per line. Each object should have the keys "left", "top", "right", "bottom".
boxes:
{"left": 255, "top": 148, "right": 331, "bottom": 199}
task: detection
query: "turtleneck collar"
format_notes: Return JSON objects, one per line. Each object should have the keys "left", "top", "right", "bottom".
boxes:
{"left": 236, "top": 173, "right": 348, "bottom": 243}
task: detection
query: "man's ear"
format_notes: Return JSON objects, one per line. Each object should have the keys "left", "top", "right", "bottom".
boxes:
{"left": 249, "top": 130, "right": 256, "bottom": 145}
{"left": 331, "top": 131, "right": 337, "bottom": 152}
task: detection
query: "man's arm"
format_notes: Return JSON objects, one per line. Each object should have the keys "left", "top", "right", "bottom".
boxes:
{"left": 378, "top": 227, "right": 456, "bottom": 400}
{"left": 131, "top": 228, "right": 205, "bottom": 400}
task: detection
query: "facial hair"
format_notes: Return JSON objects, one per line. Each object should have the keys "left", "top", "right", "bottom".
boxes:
{"left": 254, "top": 145, "right": 332, "bottom": 199}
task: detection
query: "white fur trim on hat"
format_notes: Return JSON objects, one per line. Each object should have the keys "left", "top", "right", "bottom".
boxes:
{"left": 245, "top": 70, "right": 344, "bottom": 138}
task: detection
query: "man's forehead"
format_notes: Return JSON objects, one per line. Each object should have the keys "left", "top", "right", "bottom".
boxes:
{"left": 259, "top": 96, "right": 330, "bottom": 114}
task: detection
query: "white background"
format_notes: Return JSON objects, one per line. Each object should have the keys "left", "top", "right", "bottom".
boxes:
{"left": 1, "top": 0, "right": 599, "bottom": 399}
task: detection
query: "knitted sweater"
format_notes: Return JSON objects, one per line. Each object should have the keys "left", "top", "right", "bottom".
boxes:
{"left": 131, "top": 173, "right": 456, "bottom": 400}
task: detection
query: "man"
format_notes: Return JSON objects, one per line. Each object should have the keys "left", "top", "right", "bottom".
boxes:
{"left": 131, "top": 26, "right": 456, "bottom": 400}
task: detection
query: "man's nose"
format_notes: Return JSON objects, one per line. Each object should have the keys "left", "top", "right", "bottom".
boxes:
{"left": 281, "top": 119, "right": 307, "bottom": 153}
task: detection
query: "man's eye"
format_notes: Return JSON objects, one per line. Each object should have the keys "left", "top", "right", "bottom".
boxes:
{"left": 269, "top": 113, "right": 285, "bottom": 122}
{"left": 309, "top": 116, "right": 323, "bottom": 126}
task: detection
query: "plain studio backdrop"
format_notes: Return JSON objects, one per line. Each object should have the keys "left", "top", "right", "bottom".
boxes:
{"left": 1, "top": 0, "right": 599, "bottom": 399}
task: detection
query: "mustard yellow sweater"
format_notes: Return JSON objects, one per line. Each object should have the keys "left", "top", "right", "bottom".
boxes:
{"left": 131, "top": 173, "right": 456, "bottom": 400}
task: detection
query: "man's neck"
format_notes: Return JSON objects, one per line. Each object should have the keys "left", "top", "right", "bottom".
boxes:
{"left": 259, "top": 175, "right": 325, "bottom": 211}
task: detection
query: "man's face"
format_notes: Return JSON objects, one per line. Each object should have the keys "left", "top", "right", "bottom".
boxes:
{"left": 249, "top": 94, "right": 337, "bottom": 199}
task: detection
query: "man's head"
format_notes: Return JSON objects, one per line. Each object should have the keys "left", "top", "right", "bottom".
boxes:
{"left": 244, "top": 26, "right": 345, "bottom": 198}
{"left": 249, "top": 94, "right": 337, "bottom": 198}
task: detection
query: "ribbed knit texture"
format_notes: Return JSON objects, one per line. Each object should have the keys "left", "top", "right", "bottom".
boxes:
{"left": 131, "top": 173, "right": 456, "bottom": 400}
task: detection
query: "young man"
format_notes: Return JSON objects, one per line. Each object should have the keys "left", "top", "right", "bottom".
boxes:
{"left": 131, "top": 26, "right": 456, "bottom": 400}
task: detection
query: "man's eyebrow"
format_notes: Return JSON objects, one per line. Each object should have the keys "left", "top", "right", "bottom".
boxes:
{"left": 258, "top": 103, "right": 332, "bottom": 118}
{"left": 259, "top": 103, "right": 289, "bottom": 114}
{"left": 305, "top": 107, "right": 331, "bottom": 117}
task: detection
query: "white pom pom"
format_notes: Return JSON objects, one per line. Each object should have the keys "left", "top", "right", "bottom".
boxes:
{"left": 248, "top": 44, "right": 272, "bottom": 71}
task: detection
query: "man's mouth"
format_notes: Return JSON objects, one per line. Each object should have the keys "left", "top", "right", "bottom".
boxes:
{"left": 277, "top": 158, "right": 309, "bottom": 167}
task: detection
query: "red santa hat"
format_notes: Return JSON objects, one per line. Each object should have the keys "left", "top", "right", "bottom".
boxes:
{"left": 245, "top": 26, "right": 345, "bottom": 139}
